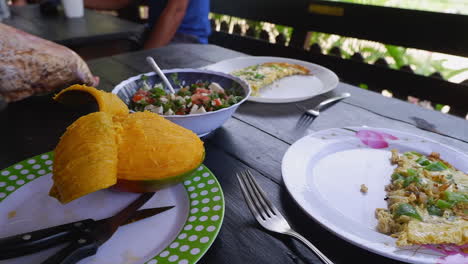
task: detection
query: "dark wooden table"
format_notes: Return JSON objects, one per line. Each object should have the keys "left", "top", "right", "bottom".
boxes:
{"left": 1, "top": 44, "right": 468, "bottom": 264}
{"left": 2, "top": 4, "right": 143, "bottom": 46}
{"left": 2, "top": 4, "right": 143, "bottom": 59}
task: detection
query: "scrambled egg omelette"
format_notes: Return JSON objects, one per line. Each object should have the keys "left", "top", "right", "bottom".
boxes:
{"left": 231, "top": 62, "right": 310, "bottom": 96}
{"left": 376, "top": 150, "right": 468, "bottom": 246}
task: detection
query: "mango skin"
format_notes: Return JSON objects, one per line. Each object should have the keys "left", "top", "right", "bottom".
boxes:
{"left": 111, "top": 164, "right": 202, "bottom": 193}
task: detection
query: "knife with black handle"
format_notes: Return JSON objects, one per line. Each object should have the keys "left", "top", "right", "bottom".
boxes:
{"left": 0, "top": 206, "right": 173, "bottom": 260}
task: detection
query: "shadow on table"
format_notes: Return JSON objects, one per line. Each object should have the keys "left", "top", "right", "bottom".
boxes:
{"left": 278, "top": 187, "right": 399, "bottom": 264}
{"left": 0, "top": 95, "right": 97, "bottom": 167}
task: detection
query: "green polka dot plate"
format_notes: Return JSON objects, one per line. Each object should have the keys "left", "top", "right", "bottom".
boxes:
{"left": 0, "top": 152, "right": 224, "bottom": 264}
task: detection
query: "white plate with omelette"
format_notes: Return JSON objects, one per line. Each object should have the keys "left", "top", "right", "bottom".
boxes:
{"left": 282, "top": 127, "right": 468, "bottom": 264}
{"left": 202, "top": 56, "right": 339, "bottom": 103}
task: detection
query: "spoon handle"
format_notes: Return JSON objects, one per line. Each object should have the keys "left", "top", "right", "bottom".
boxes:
{"left": 146, "top": 57, "right": 176, "bottom": 94}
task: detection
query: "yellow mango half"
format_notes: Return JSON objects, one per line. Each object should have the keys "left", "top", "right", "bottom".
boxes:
{"left": 50, "top": 85, "right": 204, "bottom": 203}
{"left": 51, "top": 112, "right": 118, "bottom": 203}
{"left": 115, "top": 111, "right": 204, "bottom": 180}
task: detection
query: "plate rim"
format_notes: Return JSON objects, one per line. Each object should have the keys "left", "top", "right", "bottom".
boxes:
{"left": 281, "top": 127, "right": 467, "bottom": 264}
{"left": 0, "top": 151, "right": 225, "bottom": 264}
{"left": 201, "top": 56, "right": 339, "bottom": 103}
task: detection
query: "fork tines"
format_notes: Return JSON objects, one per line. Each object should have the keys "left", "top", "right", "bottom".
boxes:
{"left": 236, "top": 170, "right": 277, "bottom": 221}
{"left": 296, "top": 113, "right": 316, "bottom": 130}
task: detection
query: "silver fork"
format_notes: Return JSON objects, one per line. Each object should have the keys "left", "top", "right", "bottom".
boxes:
{"left": 296, "top": 93, "right": 351, "bottom": 129}
{"left": 237, "top": 170, "right": 334, "bottom": 264}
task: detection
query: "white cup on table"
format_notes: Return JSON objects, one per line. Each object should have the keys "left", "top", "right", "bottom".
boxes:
{"left": 61, "top": 0, "right": 84, "bottom": 18}
{"left": 0, "top": 0, "right": 11, "bottom": 21}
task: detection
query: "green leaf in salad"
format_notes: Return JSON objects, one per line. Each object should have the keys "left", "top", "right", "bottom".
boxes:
{"left": 209, "top": 92, "right": 220, "bottom": 99}
{"left": 140, "top": 74, "right": 149, "bottom": 81}
{"left": 171, "top": 73, "right": 181, "bottom": 86}
{"left": 395, "top": 203, "right": 422, "bottom": 221}
{"left": 162, "top": 101, "right": 174, "bottom": 113}
{"left": 227, "top": 96, "right": 243, "bottom": 105}
{"left": 173, "top": 99, "right": 183, "bottom": 108}
{"left": 425, "top": 161, "right": 448, "bottom": 171}
{"left": 135, "top": 99, "right": 149, "bottom": 106}
{"left": 177, "top": 88, "right": 191, "bottom": 97}
{"left": 189, "top": 84, "right": 198, "bottom": 92}
{"left": 150, "top": 87, "right": 166, "bottom": 98}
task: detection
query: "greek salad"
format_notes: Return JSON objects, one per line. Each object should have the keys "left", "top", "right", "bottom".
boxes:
{"left": 131, "top": 75, "right": 244, "bottom": 115}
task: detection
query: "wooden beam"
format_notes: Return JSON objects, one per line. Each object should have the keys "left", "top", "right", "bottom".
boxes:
{"left": 211, "top": 0, "right": 468, "bottom": 57}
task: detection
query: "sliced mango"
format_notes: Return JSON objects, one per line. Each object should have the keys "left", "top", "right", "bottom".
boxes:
{"left": 115, "top": 111, "right": 204, "bottom": 180}
{"left": 51, "top": 112, "right": 118, "bottom": 203}
{"left": 50, "top": 85, "right": 204, "bottom": 203}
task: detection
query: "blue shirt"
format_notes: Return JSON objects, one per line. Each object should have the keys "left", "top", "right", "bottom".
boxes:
{"left": 148, "top": 0, "right": 211, "bottom": 44}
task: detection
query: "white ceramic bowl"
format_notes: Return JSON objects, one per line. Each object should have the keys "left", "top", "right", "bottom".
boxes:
{"left": 112, "top": 69, "right": 251, "bottom": 136}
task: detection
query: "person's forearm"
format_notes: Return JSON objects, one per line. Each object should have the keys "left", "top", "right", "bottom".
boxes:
{"left": 144, "top": 0, "right": 189, "bottom": 49}
{"left": 84, "top": 0, "right": 131, "bottom": 10}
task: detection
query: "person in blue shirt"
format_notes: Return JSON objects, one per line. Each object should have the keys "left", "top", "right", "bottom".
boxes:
{"left": 84, "top": 0, "right": 211, "bottom": 49}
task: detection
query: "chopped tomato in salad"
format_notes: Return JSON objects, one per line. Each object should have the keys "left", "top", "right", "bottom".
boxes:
{"left": 131, "top": 76, "right": 244, "bottom": 115}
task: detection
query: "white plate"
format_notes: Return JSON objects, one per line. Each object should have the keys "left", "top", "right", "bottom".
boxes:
{"left": 202, "top": 56, "right": 339, "bottom": 103}
{"left": 0, "top": 153, "right": 225, "bottom": 264}
{"left": 282, "top": 127, "right": 468, "bottom": 264}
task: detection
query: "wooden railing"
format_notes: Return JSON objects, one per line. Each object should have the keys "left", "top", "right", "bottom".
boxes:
{"left": 209, "top": 0, "right": 468, "bottom": 117}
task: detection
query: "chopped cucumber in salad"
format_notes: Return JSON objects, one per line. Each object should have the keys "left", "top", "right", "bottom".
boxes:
{"left": 131, "top": 75, "right": 244, "bottom": 115}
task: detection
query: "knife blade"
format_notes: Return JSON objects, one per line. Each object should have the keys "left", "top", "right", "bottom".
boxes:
{"left": 0, "top": 205, "right": 174, "bottom": 260}
{"left": 40, "top": 192, "right": 156, "bottom": 264}
{"left": 98, "top": 206, "right": 175, "bottom": 226}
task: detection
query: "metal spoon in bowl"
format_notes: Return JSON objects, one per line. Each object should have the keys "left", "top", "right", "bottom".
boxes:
{"left": 145, "top": 56, "right": 176, "bottom": 94}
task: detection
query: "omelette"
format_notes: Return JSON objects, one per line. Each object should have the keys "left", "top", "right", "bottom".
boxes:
{"left": 376, "top": 150, "right": 468, "bottom": 246}
{"left": 231, "top": 62, "right": 311, "bottom": 96}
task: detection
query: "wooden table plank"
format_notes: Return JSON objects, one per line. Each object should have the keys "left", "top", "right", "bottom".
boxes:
{"left": 87, "top": 58, "right": 140, "bottom": 89}
{"left": 332, "top": 83, "right": 468, "bottom": 142}
{"left": 233, "top": 96, "right": 468, "bottom": 153}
